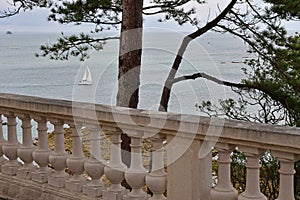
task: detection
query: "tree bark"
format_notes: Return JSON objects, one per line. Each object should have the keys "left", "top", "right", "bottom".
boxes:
{"left": 117, "top": 0, "right": 143, "bottom": 167}
{"left": 117, "top": 0, "right": 143, "bottom": 108}
{"left": 158, "top": 0, "right": 237, "bottom": 112}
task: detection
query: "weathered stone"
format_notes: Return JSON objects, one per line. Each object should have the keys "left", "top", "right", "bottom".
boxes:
{"left": 0, "top": 93, "right": 299, "bottom": 200}
{"left": 0, "top": 173, "right": 94, "bottom": 200}
{"left": 102, "top": 189, "right": 128, "bottom": 200}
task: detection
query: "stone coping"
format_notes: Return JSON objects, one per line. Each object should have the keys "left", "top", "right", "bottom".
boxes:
{"left": 0, "top": 93, "right": 299, "bottom": 154}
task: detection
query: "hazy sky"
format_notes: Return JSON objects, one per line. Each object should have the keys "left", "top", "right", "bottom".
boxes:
{"left": 1, "top": 8, "right": 102, "bottom": 33}
{"left": 0, "top": 0, "right": 233, "bottom": 33}
{"left": 0, "top": 0, "right": 298, "bottom": 33}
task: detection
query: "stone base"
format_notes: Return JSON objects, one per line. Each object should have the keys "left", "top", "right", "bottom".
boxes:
{"left": 31, "top": 171, "right": 52, "bottom": 183}
{"left": 123, "top": 194, "right": 150, "bottom": 200}
{"left": 1, "top": 163, "right": 21, "bottom": 176}
{"left": 211, "top": 187, "right": 238, "bottom": 200}
{"left": 238, "top": 192, "right": 267, "bottom": 200}
{"left": 102, "top": 189, "right": 128, "bottom": 200}
{"left": 82, "top": 184, "right": 103, "bottom": 197}
{"left": 65, "top": 179, "right": 86, "bottom": 192}
{"left": 48, "top": 175, "right": 68, "bottom": 188}
{"left": 0, "top": 173, "right": 94, "bottom": 200}
{"left": 17, "top": 167, "right": 36, "bottom": 179}
{"left": 0, "top": 157, "right": 7, "bottom": 168}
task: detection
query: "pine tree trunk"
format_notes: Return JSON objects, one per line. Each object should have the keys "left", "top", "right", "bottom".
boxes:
{"left": 117, "top": 0, "right": 143, "bottom": 166}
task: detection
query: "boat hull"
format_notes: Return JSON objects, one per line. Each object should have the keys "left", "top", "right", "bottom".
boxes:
{"left": 78, "top": 81, "right": 92, "bottom": 85}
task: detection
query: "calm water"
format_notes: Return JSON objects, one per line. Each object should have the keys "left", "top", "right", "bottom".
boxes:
{"left": 0, "top": 30, "right": 249, "bottom": 140}
{"left": 0, "top": 30, "right": 249, "bottom": 111}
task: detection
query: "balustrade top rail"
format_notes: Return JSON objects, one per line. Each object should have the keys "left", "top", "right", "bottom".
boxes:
{"left": 0, "top": 92, "right": 299, "bottom": 154}
{"left": 1, "top": 92, "right": 300, "bottom": 200}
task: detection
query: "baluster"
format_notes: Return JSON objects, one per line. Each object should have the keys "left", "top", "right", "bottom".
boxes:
{"left": 103, "top": 128, "right": 128, "bottom": 200}
{"left": 17, "top": 114, "right": 36, "bottom": 179}
{"left": 146, "top": 138, "right": 167, "bottom": 200}
{"left": 31, "top": 117, "right": 52, "bottom": 183}
{"left": 65, "top": 123, "right": 87, "bottom": 192}
{"left": 124, "top": 130, "right": 148, "bottom": 200}
{"left": 273, "top": 151, "right": 298, "bottom": 200}
{"left": 83, "top": 124, "right": 105, "bottom": 197}
{"left": 48, "top": 120, "right": 69, "bottom": 187}
{"left": 211, "top": 144, "right": 238, "bottom": 200}
{"left": 0, "top": 115, "right": 7, "bottom": 167}
{"left": 238, "top": 147, "right": 266, "bottom": 200}
{"left": 1, "top": 113, "right": 21, "bottom": 175}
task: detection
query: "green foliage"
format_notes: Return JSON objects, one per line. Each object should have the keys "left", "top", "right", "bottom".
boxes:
{"left": 146, "top": 0, "right": 205, "bottom": 26}
{"left": 198, "top": 1, "right": 300, "bottom": 198}
{"left": 264, "top": 0, "right": 300, "bottom": 20}
{"left": 242, "top": 32, "right": 300, "bottom": 126}
{"left": 40, "top": 0, "right": 206, "bottom": 61}
{"left": 199, "top": 0, "right": 300, "bottom": 126}
{"left": 35, "top": 32, "right": 118, "bottom": 61}
{"left": 230, "top": 150, "right": 246, "bottom": 193}
{"left": 1, "top": 0, "right": 205, "bottom": 61}
{"left": 48, "top": 0, "right": 122, "bottom": 32}
{"left": 212, "top": 149, "right": 281, "bottom": 199}
{"left": 157, "top": 6, "right": 198, "bottom": 26}
{"left": 229, "top": 150, "right": 280, "bottom": 199}
{"left": 260, "top": 152, "right": 280, "bottom": 199}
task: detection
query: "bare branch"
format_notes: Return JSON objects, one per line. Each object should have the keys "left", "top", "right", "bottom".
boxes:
{"left": 173, "top": 72, "right": 246, "bottom": 88}
{"left": 159, "top": 0, "right": 238, "bottom": 111}
{"left": 176, "top": 70, "right": 298, "bottom": 122}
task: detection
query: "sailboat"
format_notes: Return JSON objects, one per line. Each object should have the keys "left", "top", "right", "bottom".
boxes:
{"left": 79, "top": 65, "right": 92, "bottom": 85}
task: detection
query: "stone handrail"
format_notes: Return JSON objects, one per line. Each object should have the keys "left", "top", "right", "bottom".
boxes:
{"left": 0, "top": 93, "right": 299, "bottom": 200}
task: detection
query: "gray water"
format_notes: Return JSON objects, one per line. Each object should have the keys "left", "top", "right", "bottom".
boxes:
{"left": 0, "top": 30, "right": 250, "bottom": 140}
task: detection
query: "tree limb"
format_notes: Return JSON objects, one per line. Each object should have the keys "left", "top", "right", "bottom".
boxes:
{"left": 159, "top": 0, "right": 238, "bottom": 111}
{"left": 175, "top": 71, "right": 298, "bottom": 120}
{"left": 173, "top": 72, "right": 245, "bottom": 88}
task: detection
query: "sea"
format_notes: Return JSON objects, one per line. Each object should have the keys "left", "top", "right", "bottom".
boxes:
{"left": 0, "top": 30, "right": 250, "bottom": 140}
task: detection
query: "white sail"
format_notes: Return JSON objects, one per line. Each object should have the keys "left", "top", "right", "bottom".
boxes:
{"left": 85, "top": 66, "right": 92, "bottom": 82}
{"left": 79, "top": 66, "right": 92, "bottom": 85}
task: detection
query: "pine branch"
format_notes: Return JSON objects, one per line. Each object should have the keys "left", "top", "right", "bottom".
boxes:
{"left": 37, "top": 34, "right": 120, "bottom": 61}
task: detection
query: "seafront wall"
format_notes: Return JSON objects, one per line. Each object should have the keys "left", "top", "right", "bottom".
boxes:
{"left": 0, "top": 93, "right": 299, "bottom": 200}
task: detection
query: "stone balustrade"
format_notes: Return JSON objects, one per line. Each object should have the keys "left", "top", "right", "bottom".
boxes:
{"left": 0, "top": 93, "right": 299, "bottom": 200}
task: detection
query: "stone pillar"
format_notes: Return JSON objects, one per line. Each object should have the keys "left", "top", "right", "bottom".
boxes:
{"left": 103, "top": 128, "right": 127, "bottom": 200}
{"left": 166, "top": 135, "right": 201, "bottom": 200}
{"left": 0, "top": 115, "right": 7, "bottom": 167}
{"left": 124, "top": 131, "right": 148, "bottom": 200}
{"left": 83, "top": 124, "right": 105, "bottom": 197}
{"left": 31, "top": 117, "right": 52, "bottom": 183}
{"left": 17, "top": 114, "right": 36, "bottom": 179}
{"left": 199, "top": 142, "right": 213, "bottom": 200}
{"left": 48, "top": 120, "right": 69, "bottom": 187}
{"left": 1, "top": 113, "right": 21, "bottom": 175}
{"left": 273, "top": 151, "right": 298, "bottom": 200}
{"left": 146, "top": 138, "right": 167, "bottom": 200}
{"left": 211, "top": 144, "right": 238, "bottom": 200}
{"left": 65, "top": 123, "right": 87, "bottom": 192}
{"left": 238, "top": 147, "right": 266, "bottom": 200}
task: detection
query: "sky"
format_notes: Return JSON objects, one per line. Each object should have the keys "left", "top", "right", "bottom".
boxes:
{"left": 0, "top": 0, "right": 233, "bottom": 33}
{"left": 0, "top": 0, "right": 298, "bottom": 33}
